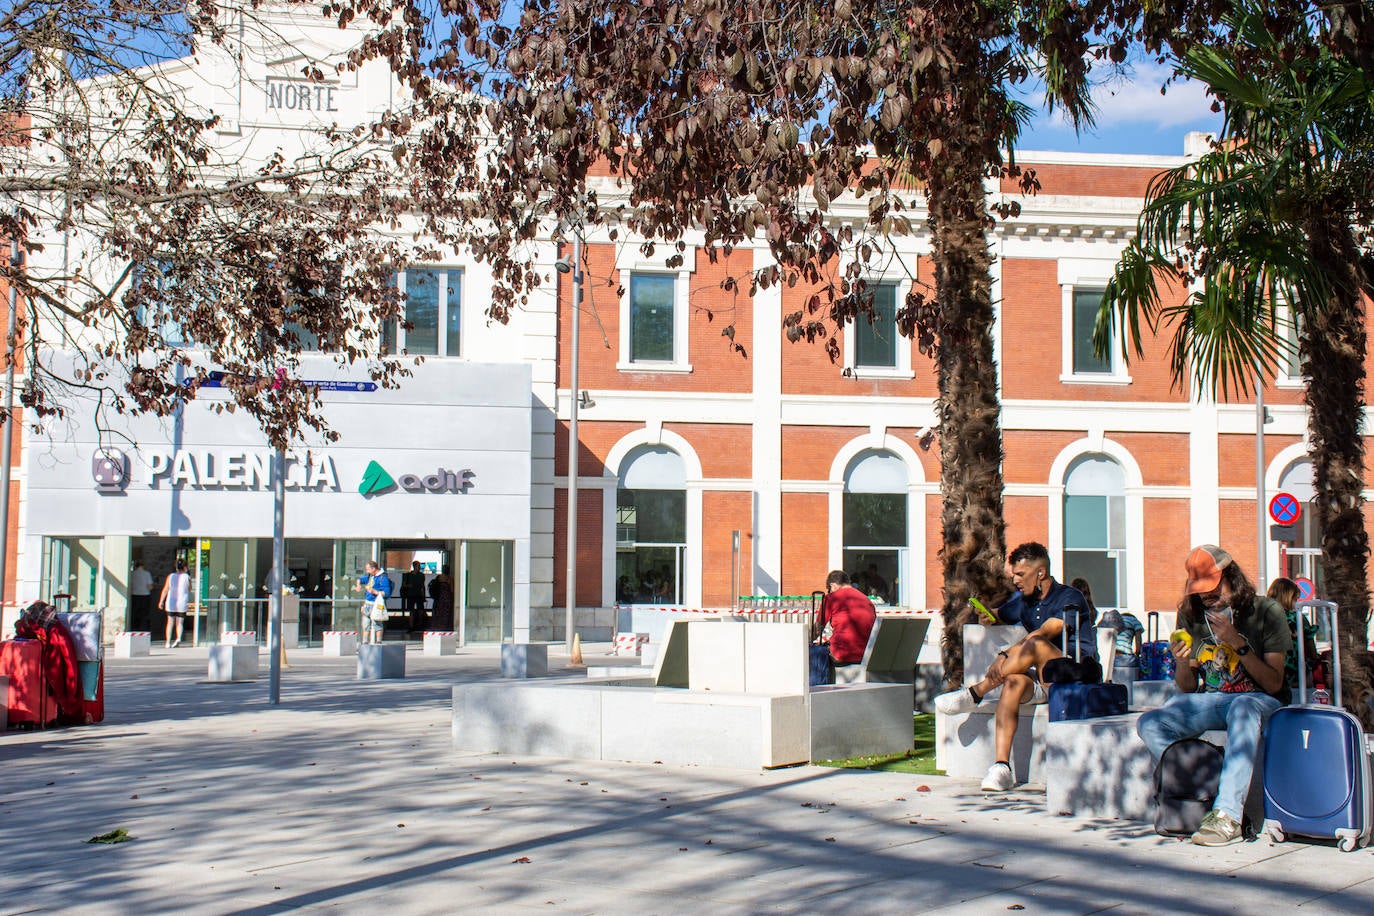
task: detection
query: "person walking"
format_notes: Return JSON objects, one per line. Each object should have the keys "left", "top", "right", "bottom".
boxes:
{"left": 354, "top": 560, "right": 393, "bottom": 645}
{"left": 159, "top": 560, "right": 192, "bottom": 648}
{"left": 401, "top": 561, "right": 427, "bottom": 631}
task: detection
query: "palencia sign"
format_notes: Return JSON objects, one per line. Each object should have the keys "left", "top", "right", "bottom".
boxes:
{"left": 145, "top": 450, "right": 339, "bottom": 491}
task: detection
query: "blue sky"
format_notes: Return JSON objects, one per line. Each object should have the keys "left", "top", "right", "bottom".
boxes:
{"left": 1016, "top": 59, "right": 1223, "bottom": 156}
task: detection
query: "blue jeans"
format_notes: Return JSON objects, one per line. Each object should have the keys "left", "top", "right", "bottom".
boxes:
{"left": 1137, "top": 691, "right": 1283, "bottom": 822}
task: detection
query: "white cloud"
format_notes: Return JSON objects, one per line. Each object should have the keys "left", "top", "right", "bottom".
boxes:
{"left": 1022, "top": 58, "right": 1219, "bottom": 134}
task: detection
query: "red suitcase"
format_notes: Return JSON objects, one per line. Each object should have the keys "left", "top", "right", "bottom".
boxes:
{"left": 77, "top": 659, "right": 105, "bottom": 724}
{"left": 1, "top": 639, "right": 54, "bottom": 728}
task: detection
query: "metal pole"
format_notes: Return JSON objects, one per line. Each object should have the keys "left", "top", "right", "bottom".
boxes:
{"left": 269, "top": 447, "right": 285, "bottom": 704}
{"left": 0, "top": 236, "right": 20, "bottom": 606}
{"left": 564, "top": 232, "right": 582, "bottom": 653}
{"left": 1256, "top": 370, "right": 1267, "bottom": 588}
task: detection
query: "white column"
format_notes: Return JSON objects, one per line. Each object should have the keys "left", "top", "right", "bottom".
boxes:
{"left": 751, "top": 245, "right": 783, "bottom": 595}
{"left": 1189, "top": 395, "right": 1221, "bottom": 545}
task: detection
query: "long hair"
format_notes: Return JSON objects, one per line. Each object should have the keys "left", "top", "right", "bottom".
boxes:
{"left": 1069, "top": 576, "right": 1097, "bottom": 614}
{"left": 1267, "top": 577, "right": 1300, "bottom": 612}
{"left": 1179, "top": 559, "right": 1257, "bottom": 622}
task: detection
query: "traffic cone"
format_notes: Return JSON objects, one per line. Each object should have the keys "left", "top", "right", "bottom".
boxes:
{"left": 280, "top": 639, "right": 291, "bottom": 670}
{"left": 570, "top": 632, "right": 584, "bottom": 667}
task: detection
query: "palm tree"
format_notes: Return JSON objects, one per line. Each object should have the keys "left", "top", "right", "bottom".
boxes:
{"left": 1100, "top": 2, "right": 1374, "bottom": 718}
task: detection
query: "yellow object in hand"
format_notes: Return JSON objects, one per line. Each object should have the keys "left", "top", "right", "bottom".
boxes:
{"left": 1170, "top": 628, "right": 1192, "bottom": 646}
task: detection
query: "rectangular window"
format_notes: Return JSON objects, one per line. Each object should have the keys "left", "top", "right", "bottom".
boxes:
{"left": 1072, "top": 288, "right": 1111, "bottom": 374}
{"left": 630, "top": 274, "right": 676, "bottom": 362}
{"left": 1281, "top": 309, "right": 1303, "bottom": 379}
{"left": 389, "top": 268, "right": 462, "bottom": 357}
{"left": 855, "top": 283, "right": 898, "bottom": 369}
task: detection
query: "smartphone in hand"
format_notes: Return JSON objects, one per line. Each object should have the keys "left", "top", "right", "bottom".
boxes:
{"left": 969, "top": 596, "right": 998, "bottom": 623}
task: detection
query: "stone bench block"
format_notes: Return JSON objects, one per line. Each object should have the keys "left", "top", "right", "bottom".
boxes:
{"left": 220, "top": 631, "right": 257, "bottom": 646}
{"left": 1045, "top": 713, "right": 1262, "bottom": 822}
{"left": 357, "top": 643, "right": 406, "bottom": 679}
{"left": 1129, "top": 679, "right": 1181, "bottom": 709}
{"left": 323, "top": 631, "right": 358, "bottom": 657}
{"left": 423, "top": 632, "right": 458, "bottom": 657}
{"left": 114, "top": 632, "right": 151, "bottom": 658}
{"left": 937, "top": 704, "right": 1049, "bottom": 783}
{"left": 810, "top": 683, "right": 914, "bottom": 760}
{"left": 208, "top": 645, "right": 258, "bottom": 682}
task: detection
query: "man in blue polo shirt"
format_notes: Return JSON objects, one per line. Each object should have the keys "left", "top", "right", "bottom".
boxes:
{"left": 935, "top": 541, "right": 1095, "bottom": 791}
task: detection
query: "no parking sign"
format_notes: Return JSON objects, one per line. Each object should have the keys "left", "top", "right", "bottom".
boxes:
{"left": 1269, "top": 492, "right": 1302, "bottom": 526}
{"left": 1294, "top": 577, "right": 1316, "bottom": 601}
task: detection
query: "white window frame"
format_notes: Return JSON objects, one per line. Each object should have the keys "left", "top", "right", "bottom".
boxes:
{"left": 843, "top": 279, "right": 915, "bottom": 379}
{"left": 1058, "top": 260, "right": 1131, "bottom": 384}
{"left": 616, "top": 247, "right": 694, "bottom": 373}
{"left": 1276, "top": 302, "right": 1305, "bottom": 388}
{"left": 389, "top": 267, "right": 463, "bottom": 358}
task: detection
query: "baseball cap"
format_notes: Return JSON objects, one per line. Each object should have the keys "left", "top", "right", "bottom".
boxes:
{"left": 1185, "top": 545, "right": 1232, "bottom": 595}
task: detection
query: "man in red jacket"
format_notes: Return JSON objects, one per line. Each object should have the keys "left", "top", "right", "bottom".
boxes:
{"left": 818, "top": 570, "right": 877, "bottom": 676}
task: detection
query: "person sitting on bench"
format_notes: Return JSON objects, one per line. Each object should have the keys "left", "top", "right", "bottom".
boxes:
{"left": 934, "top": 541, "right": 1094, "bottom": 791}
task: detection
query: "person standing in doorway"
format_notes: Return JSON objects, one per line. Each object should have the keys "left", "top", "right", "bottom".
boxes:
{"left": 428, "top": 564, "right": 455, "bottom": 631}
{"left": 354, "top": 560, "right": 393, "bottom": 645}
{"left": 130, "top": 560, "right": 154, "bottom": 632}
{"left": 159, "top": 560, "right": 192, "bottom": 648}
{"left": 401, "top": 560, "right": 427, "bottom": 631}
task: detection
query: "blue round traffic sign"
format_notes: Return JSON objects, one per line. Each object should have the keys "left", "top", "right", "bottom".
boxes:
{"left": 1269, "top": 492, "right": 1301, "bottom": 525}
{"left": 1295, "top": 577, "right": 1315, "bottom": 601}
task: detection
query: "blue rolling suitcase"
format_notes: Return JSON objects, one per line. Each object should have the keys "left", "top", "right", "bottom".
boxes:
{"left": 1262, "top": 600, "right": 1373, "bottom": 852}
{"left": 1138, "top": 611, "right": 1175, "bottom": 682}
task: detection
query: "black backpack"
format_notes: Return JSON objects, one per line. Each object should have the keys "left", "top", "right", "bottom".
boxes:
{"left": 1154, "top": 738, "right": 1225, "bottom": 837}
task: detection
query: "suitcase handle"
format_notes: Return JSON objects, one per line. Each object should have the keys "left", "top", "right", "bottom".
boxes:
{"left": 1147, "top": 610, "right": 1160, "bottom": 643}
{"left": 1295, "top": 599, "right": 1340, "bottom": 707}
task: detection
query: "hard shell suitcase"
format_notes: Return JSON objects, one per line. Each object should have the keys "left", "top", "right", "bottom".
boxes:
{"left": 1047, "top": 681, "right": 1129, "bottom": 721}
{"left": 809, "top": 644, "right": 834, "bottom": 687}
{"left": 1, "top": 639, "right": 53, "bottom": 728}
{"left": 1262, "top": 600, "right": 1373, "bottom": 852}
{"left": 1139, "top": 611, "right": 1175, "bottom": 682}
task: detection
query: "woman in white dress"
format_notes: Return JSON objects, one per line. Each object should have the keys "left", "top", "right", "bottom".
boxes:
{"left": 159, "top": 559, "right": 193, "bottom": 648}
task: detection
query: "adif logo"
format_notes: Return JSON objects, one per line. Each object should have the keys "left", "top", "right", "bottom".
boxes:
{"left": 358, "top": 460, "right": 474, "bottom": 496}
{"left": 1302, "top": 729, "right": 1311, "bottom": 750}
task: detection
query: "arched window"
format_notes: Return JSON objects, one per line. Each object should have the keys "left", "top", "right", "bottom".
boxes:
{"left": 1062, "top": 454, "right": 1126, "bottom": 609}
{"left": 1278, "top": 459, "right": 1324, "bottom": 589}
{"left": 843, "top": 449, "right": 908, "bottom": 606}
{"left": 616, "top": 446, "right": 686, "bottom": 604}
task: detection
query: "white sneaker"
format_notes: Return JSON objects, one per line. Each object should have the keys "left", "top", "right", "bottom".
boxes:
{"left": 934, "top": 688, "right": 981, "bottom": 715}
{"left": 981, "top": 762, "right": 1015, "bottom": 792}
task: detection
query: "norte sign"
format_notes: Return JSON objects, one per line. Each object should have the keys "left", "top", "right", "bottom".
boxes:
{"left": 358, "top": 460, "right": 474, "bottom": 496}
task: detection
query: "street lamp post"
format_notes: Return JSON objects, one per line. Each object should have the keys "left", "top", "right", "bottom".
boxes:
{"left": 0, "top": 226, "right": 21, "bottom": 608}
{"left": 557, "top": 235, "right": 583, "bottom": 653}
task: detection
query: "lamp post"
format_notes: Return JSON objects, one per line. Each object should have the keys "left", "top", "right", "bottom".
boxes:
{"left": 1255, "top": 371, "right": 1267, "bottom": 588}
{"left": 0, "top": 224, "right": 21, "bottom": 608}
{"left": 556, "top": 234, "right": 583, "bottom": 653}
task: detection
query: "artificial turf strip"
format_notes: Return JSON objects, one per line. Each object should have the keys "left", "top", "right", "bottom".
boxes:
{"left": 812, "top": 713, "right": 941, "bottom": 775}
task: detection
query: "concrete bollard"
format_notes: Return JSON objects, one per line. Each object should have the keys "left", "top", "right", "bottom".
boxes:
{"left": 500, "top": 643, "right": 548, "bottom": 678}
{"left": 208, "top": 645, "right": 258, "bottom": 682}
{"left": 423, "top": 631, "right": 458, "bottom": 657}
{"left": 357, "top": 643, "right": 406, "bottom": 679}
{"left": 220, "top": 631, "right": 257, "bottom": 646}
{"left": 323, "top": 631, "right": 358, "bottom": 657}
{"left": 114, "top": 632, "right": 152, "bottom": 658}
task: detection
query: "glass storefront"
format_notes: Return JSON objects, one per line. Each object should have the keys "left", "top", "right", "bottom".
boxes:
{"left": 40, "top": 534, "right": 515, "bottom": 646}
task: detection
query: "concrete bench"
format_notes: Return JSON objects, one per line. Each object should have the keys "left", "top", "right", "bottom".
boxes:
{"left": 1045, "top": 712, "right": 1264, "bottom": 824}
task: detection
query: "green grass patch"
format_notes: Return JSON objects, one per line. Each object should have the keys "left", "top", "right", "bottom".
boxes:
{"left": 813, "top": 713, "right": 942, "bottom": 775}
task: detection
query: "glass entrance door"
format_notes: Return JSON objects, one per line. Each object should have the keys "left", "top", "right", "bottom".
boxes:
{"left": 461, "top": 540, "right": 512, "bottom": 643}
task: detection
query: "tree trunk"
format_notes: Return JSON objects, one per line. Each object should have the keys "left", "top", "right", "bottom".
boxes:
{"left": 1301, "top": 213, "right": 1374, "bottom": 724}
{"left": 927, "top": 147, "right": 1009, "bottom": 687}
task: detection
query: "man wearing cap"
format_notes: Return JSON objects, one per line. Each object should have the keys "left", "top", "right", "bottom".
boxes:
{"left": 933, "top": 541, "right": 1095, "bottom": 792}
{"left": 1137, "top": 545, "right": 1291, "bottom": 846}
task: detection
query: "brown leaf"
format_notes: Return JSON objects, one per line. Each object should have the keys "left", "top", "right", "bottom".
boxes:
{"left": 513, "top": 856, "right": 532, "bottom": 864}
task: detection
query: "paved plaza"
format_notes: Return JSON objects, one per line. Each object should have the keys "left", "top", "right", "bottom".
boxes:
{"left": 3, "top": 646, "right": 1373, "bottom": 914}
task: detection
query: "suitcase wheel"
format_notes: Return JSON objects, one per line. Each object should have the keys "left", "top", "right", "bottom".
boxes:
{"left": 1338, "top": 834, "right": 1360, "bottom": 853}
{"left": 1262, "top": 820, "right": 1286, "bottom": 844}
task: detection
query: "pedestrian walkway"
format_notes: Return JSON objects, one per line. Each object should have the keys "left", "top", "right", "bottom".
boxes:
{"left": 2, "top": 646, "right": 1372, "bottom": 914}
